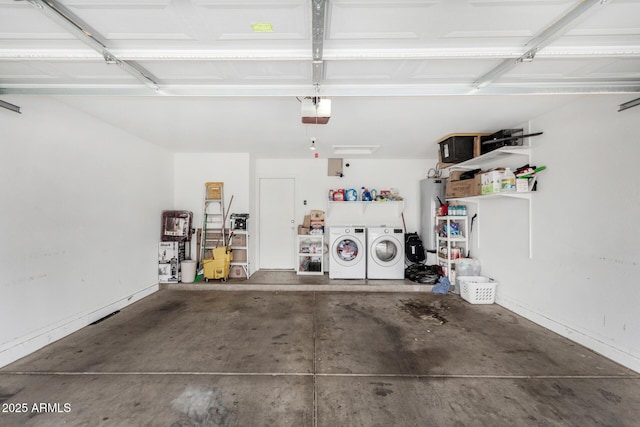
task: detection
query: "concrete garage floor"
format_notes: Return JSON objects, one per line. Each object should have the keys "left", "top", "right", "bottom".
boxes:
{"left": 1, "top": 273, "right": 640, "bottom": 426}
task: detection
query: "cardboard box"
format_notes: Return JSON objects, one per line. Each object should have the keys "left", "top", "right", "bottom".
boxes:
{"left": 158, "top": 262, "right": 180, "bottom": 283}
{"left": 481, "top": 169, "right": 504, "bottom": 195}
{"left": 516, "top": 176, "right": 537, "bottom": 192}
{"left": 310, "top": 210, "right": 325, "bottom": 221}
{"left": 298, "top": 225, "right": 310, "bottom": 235}
{"left": 232, "top": 249, "right": 247, "bottom": 262}
{"left": 161, "top": 210, "right": 193, "bottom": 242}
{"left": 310, "top": 222, "right": 324, "bottom": 233}
{"left": 229, "top": 265, "right": 247, "bottom": 279}
{"left": 158, "top": 241, "right": 186, "bottom": 262}
{"left": 205, "top": 182, "right": 223, "bottom": 200}
{"left": 448, "top": 170, "right": 465, "bottom": 181}
{"left": 445, "top": 175, "right": 481, "bottom": 198}
{"left": 230, "top": 233, "right": 246, "bottom": 246}
{"left": 516, "top": 178, "right": 529, "bottom": 192}
{"left": 303, "top": 215, "right": 311, "bottom": 227}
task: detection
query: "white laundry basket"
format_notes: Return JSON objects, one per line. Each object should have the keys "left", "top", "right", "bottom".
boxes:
{"left": 459, "top": 276, "right": 497, "bottom": 304}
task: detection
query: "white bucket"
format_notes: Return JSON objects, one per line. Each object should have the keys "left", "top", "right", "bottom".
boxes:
{"left": 180, "top": 260, "right": 197, "bottom": 283}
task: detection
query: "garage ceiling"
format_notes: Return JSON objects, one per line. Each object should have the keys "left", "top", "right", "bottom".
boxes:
{"left": 1, "top": 0, "right": 639, "bottom": 159}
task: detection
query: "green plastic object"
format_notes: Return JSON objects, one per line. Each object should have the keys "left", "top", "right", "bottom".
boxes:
{"left": 518, "top": 165, "right": 546, "bottom": 179}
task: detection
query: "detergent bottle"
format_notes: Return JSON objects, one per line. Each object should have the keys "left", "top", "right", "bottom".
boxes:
{"left": 501, "top": 168, "right": 516, "bottom": 192}
{"left": 361, "top": 187, "right": 371, "bottom": 201}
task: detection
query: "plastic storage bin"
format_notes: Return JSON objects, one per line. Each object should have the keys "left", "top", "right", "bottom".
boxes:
{"left": 438, "top": 135, "right": 475, "bottom": 163}
{"left": 459, "top": 276, "right": 497, "bottom": 304}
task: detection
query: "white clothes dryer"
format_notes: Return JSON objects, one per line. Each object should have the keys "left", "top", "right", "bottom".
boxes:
{"left": 329, "top": 226, "right": 367, "bottom": 279}
{"left": 367, "top": 227, "right": 405, "bottom": 279}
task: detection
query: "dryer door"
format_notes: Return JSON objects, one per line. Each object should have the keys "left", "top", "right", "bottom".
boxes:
{"left": 332, "top": 237, "right": 364, "bottom": 267}
{"left": 371, "top": 236, "right": 402, "bottom": 267}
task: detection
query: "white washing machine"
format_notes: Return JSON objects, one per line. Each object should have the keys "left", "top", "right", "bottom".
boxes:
{"left": 367, "top": 227, "right": 405, "bottom": 279}
{"left": 329, "top": 226, "right": 367, "bottom": 279}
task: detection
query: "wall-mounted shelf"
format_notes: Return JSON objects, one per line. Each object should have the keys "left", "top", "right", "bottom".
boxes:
{"left": 327, "top": 200, "right": 405, "bottom": 217}
{"left": 451, "top": 191, "right": 533, "bottom": 202}
{"left": 445, "top": 136, "right": 538, "bottom": 258}
{"left": 448, "top": 145, "right": 531, "bottom": 171}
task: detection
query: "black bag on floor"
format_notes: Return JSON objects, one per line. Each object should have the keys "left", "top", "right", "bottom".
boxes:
{"left": 405, "top": 232, "right": 426, "bottom": 263}
{"left": 405, "top": 263, "right": 440, "bottom": 285}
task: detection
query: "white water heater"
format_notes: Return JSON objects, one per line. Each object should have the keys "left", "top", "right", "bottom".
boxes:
{"left": 420, "top": 178, "right": 446, "bottom": 253}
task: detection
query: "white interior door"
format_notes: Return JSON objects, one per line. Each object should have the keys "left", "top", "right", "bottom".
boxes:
{"left": 259, "top": 178, "right": 296, "bottom": 269}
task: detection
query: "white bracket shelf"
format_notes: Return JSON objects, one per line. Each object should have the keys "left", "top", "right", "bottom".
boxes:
{"left": 448, "top": 192, "right": 533, "bottom": 258}
{"left": 327, "top": 200, "right": 405, "bottom": 217}
{"left": 448, "top": 146, "right": 531, "bottom": 170}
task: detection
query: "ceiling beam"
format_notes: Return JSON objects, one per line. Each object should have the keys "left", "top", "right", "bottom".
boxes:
{"left": 0, "top": 99, "right": 21, "bottom": 114}
{"left": 311, "top": 0, "right": 327, "bottom": 86}
{"left": 26, "top": 0, "right": 160, "bottom": 91}
{"left": 3, "top": 45, "right": 640, "bottom": 62}
{"left": 2, "top": 83, "right": 639, "bottom": 97}
{"left": 473, "top": 0, "right": 606, "bottom": 90}
{"left": 618, "top": 97, "right": 640, "bottom": 112}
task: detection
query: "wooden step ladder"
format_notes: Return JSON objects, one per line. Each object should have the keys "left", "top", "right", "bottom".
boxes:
{"left": 202, "top": 182, "right": 226, "bottom": 262}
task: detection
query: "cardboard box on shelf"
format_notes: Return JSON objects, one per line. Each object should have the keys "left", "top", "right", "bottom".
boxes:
{"left": 303, "top": 215, "right": 311, "bottom": 227}
{"left": 445, "top": 175, "right": 482, "bottom": 198}
{"left": 310, "top": 221, "right": 324, "bottom": 233}
{"left": 448, "top": 170, "right": 465, "bottom": 181}
{"left": 516, "top": 176, "right": 537, "bottom": 192}
{"left": 298, "top": 225, "right": 310, "bottom": 235}
{"left": 516, "top": 178, "right": 529, "bottom": 192}
{"left": 481, "top": 169, "right": 504, "bottom": 195}
{"left": 310, "top": 210, "right": 325, "bottom": 221}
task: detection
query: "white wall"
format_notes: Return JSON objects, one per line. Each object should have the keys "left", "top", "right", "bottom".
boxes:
{"left": 255, "top": 158, "right": 430, "bottom": 229}
{"left": 0, "top": 96, "right": 173, "bottom": 367}
{"left": 471, "top": 94, "right": 640, "bottom": 372}
{"left": 253, "top": 158, "right": 431, "bottom": 268}
{"left": 172, "top": 156, "right": 431, "bottom": 272}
